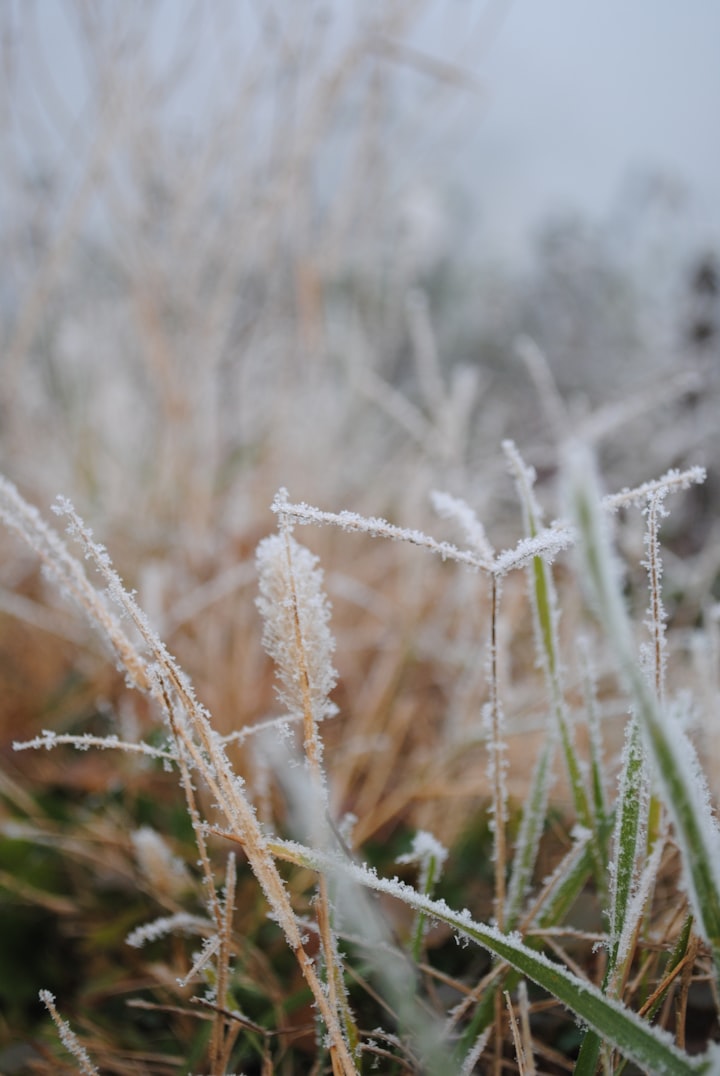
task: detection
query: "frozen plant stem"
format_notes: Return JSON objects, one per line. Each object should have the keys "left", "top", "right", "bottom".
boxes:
{"left": 504, "top": 441, "right": 603, "bottom": 897}
{"left": 257, "top": 524, "right": 358, "bottom": 1065}
{"left": 209, "top": 852, "right": 238, "bottom": 1073}
{"left": 429, "top": 490, "right": 509, "bottom": 929}
{"left": 644, "top": 491, "right": 668, "bottom": 856}
{"left": 488, "top": 573, "right": 507, "bottom": 931}
{"left": 644, "top": 492, "right": 667, "bottom": 707}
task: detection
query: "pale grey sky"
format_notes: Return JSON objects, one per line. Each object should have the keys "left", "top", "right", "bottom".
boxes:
{"left": 469, "top": 1, "right": 720, "bottom": 254}
{"left": 4, "top": 0, "right": 719, "bottom": 263}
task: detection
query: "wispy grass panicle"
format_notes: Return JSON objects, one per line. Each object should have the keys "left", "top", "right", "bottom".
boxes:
{"left": 256, "top": 529, "right": 338, "bottom": 732}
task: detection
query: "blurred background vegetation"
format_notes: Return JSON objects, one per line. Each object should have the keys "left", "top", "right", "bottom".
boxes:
{"left": 1, "top": 2, "right": 719, "bottom": 1072}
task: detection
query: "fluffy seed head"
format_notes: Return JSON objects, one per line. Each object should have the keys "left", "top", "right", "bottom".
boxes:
{"left": 256, "top": 532, "right": 337, "bottom": 724}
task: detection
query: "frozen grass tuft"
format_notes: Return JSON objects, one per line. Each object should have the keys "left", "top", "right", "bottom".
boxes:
{"left": 4, "top": 440, "right": 720, "bottom": 1073}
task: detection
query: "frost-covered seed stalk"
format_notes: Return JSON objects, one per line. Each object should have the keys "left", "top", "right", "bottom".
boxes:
{"left": 39, "top": 991, "right": 100, "bottom": 1076}
{"left": 256, "top": 519, "right": 357, "bottom": 1065}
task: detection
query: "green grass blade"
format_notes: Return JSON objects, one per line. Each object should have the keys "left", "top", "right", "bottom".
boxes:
{"left": 460, "top": 837, "right": 595, "bottom": 1068}
{"left": 572, "top": 1025, "right": 603, "bottom": 1076}
{"left": 504, "top": 443, "right": 604, "bottom": 895}
{"left": 271, "top": 839, "right": 715, "bottom": 1076}
{"left": 580, "top": 646, "right": 611, "bottom": 857}
{"left": 565, "top": 442, "right": 720, "bottom": 990}
{"left": 505, "top": 731, "right": 556, "bottom": 928}
{"left": 608, "top": 715, "right": 645, "bottom": 975}
{"left": 574, "top": 717, "right": 645, "bottom": 1075}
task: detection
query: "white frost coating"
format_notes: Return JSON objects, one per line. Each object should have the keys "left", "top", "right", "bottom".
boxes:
{"left": 52, "top": 494, "right": 212, "bottom": 723}
{"left": 274, "top": 489, "right": 576, "bottom": 582}
{"left": 49, "top": 502, "right": 318, "bottom": 944}
{"left": 0, "top": 480, "right": 357, "bottom": 1066}
{"left": 218, "top": 710, "right": 303, "bottom": 747}
{"left": 642, "top": 491, "right": 669, "bottom": 703}
{"left": 0, "top": 478, "right": 149, "bottom": 695}
{"left": 603, "top": 466, "right": 706, "bottom": 512}
{"left": 39, "top": 990, "right": 100, "bottom": 1076}
{"left": 256, "top": 532, "right": 337, "bottom": 726}
{"left": 396, "top": 830, "right": 448, "bottom": 870}
{"left": 493, "top": 525, "right": 574, "bottom": 576}
{"left": 126, "top": 912, "right": 213, "bottom": 949}
{"left": 271, "top": 833, "right": 713, "bottom": 1069}
{"left": 397, "top": 830, "right": 448, "bottom": 899}
{"left": 13, "top": 729, "right": 177, "bottom": 761}
{"left": 502, "top": 440, "right": 542, "bottom": 526}
{"left": 270, "top": 765, "right": 449, "bottom": 1067}
{"left": 272, "top": 490, "right": 488, "bottom": 571}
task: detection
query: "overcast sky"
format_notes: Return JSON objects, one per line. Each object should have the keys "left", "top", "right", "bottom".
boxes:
{"left": 6, "top": 1, "right": 720, "bottom": 264}
{"left": 455, "top": 0, "right": 720, "bottom": 255}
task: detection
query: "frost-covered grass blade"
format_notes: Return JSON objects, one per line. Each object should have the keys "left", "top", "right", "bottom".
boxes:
{"left": 269, "top": 837, "right": 716, "bottom": 1076}
{"left": 565, "top": 443, "right": 720, "bottom": 990}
